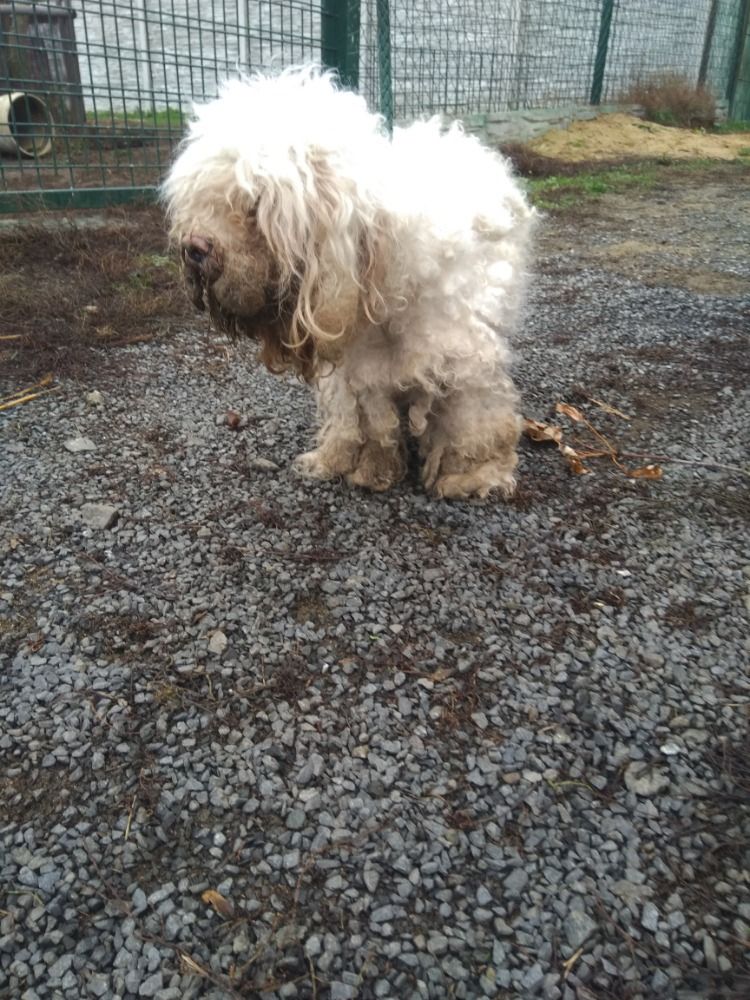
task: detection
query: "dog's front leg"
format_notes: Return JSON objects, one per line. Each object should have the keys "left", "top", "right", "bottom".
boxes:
{"left": 294, "top": 370, "right": 363, "bottom": 481}
{"left": 346, "top": 388, "right": 405, "bottom": 492}
{"left": 294, "top": 372, "right": 404, "bottom": 492}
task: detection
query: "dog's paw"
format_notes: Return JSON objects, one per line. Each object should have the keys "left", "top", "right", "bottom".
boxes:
{"left": 293, "top": 450, "right": 337, "bottom": 481}
{"left": 346, "top": 465, "right": 397, "bottom": 493}
{"left": 432, "top": 463, "right": 516, "bottom": 501}
{"left": 346, "top": 442, "right": 404, "bottom": 493}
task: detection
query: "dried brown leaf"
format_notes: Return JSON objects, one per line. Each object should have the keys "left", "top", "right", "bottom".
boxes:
{"left": 627, "top": 464, "right": 663, "bottom": 479}
{"left": 561, "top": 445, "right": 592, "bottom": 475}
{"left": 523, "top": 418, "right": 563, "bottom": 445}
{"left": 555, "top": 402, "right": 586, "bottom": 423}
{"left": 201, "top": 888, "right": 234, "bottom": 918}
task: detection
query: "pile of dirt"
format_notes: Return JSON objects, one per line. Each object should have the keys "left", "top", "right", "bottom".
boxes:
{"left": 530, "top": 112, "right": 750, "bottom": 162}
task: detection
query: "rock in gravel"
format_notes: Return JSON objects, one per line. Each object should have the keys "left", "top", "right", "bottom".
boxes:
{"left": 477, "top": 885, "right": 493, "bottom": 906}
{"left": 371, "top": 904, "right": 397, "bottom": 924}
{"left": 427, "top": 933, "right": 449, "bottom": 956}
{"left": 703, "top": 934, "right": 719, "bottom": 971}
{"left": 48, "top": 954, "right": 73, "bottom": 980}
{"left": 250, "top": 456, "right": 280, "bottom": 471}
{"left": 304, "top": 934, "right": 322, "bottom": 958}
{"left": 520, "top": 963, "right": 545, "bottom": 992}
{"left": 330, "top": 983, "right": 356, "bottom": 1000}
{"left": 207, "top": 629, "right": 228, "bottom": 654}
{"left": 85, "top": 390, "right": 103, "bottom": 406}
{"left": 564, "top": 910, "right": 598, "bottom": 950}
{"left": 286, "top": 808, "right": 305, "bottom": 830}
{"left": 504, "top": 867, "right": 529, "bottom": 897}
{"left": 64, "top": 434, "right": 96, "bottom": 452}
{"left": 87, "top": 973, "right": 109, "bottom": 996}
{"left": 138, "top": 971, "right": 163, "bottom": 996}
{"left": 363, "top": 867, "right": 379, "bottom": 893}
{"left": 641, "top": 902, "right": 660, "bottom": 932}
{"left": 79, "top": 502, "right": 119, "bottom": 529}
{"left": 623, "top": 761, "right": 670, "bottom": 797}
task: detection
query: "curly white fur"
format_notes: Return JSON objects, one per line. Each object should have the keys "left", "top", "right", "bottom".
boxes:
{"left": 163, "top": 67, "right": 536, "bottom": 499}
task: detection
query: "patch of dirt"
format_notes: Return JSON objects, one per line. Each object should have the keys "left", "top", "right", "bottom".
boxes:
{"left": 538, "top": 169, "right": 750, "bottom": 301}
{"left": 589, "top": 238, "right": 750, "bottom": 296}
{"left": 530, "top": 112, "right": 750, "bottom": 162}
{"left": 0, "top": 206, "right": 193, "bottom": 381}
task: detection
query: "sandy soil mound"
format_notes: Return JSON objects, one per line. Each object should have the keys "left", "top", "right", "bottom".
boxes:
{"left": 530, "top": 112, "right": 750, "bottom": 162}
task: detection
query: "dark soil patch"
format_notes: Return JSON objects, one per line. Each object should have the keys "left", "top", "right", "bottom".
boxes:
{"left": 0, "top": 206, "right": 192, "bottom": 382}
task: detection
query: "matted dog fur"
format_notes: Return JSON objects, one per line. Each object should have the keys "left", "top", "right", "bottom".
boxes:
{"left": 163, "top": 66, "right": 536, "bottom": 499}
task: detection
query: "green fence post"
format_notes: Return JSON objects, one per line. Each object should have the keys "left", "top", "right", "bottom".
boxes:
{"left": 727, "top": 0, "right": 750, "bottom": 120}
{"left": 590, "top": 0, "right": 614, "bottom": 105}
{"left": 376, "top": 0, "right": 393, "bottom": 130}
{"left": 698, "top": 0, "right": 718, "bottom": 87}
{"left": 321, "top": 0, "right": 360, "bottom": 90}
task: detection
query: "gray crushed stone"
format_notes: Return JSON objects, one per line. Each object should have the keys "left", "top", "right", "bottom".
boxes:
{"left": 1, "top": 176, "right": 749, "bottom": 999}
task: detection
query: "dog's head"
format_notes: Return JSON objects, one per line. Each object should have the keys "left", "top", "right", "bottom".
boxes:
{"left": 163, "top": 67, "right": 390, "bottom": 379}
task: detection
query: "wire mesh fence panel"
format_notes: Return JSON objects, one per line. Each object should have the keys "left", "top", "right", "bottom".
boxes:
{"left": 360, "top": 0, "right": 746, "bottom": 122}
{"left": 602, "top": 0, "right": 735, "bottom": 101}
{"left": 0, "top": 0, "right": 325, "bottom": 209}
{"left": 0, "top": 0, "right": 747, "bottom": 211}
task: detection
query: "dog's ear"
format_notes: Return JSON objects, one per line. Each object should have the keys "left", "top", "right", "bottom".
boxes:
{"left": 254, "top": 147, "right": 380, "bottom": 366}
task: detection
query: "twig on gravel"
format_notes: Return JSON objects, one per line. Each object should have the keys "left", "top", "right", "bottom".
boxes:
{"left": 308, "top": 956, "right": 319, "bottom": 1000}
{"left": 136, "top": 933, "right": 243, "bottom": 999}
{"left": 562, "top": 945, "right": 584, "bottom": 978}
{"left": 179, "top": 952, "right": 210, "bottom": 978}
{"left": 123, "top": 790, "right": 137, "bottom": 842}
{"left": 0, "top": 373, "right": 55, "bottom": 404}
{"left": 1, "top": 374, "right": 53, "bottom": 396}
{"left": 0, "top": 387, "right": 60, "bottom": 411}
{"left": 573, "top": 389, "right": 630, "bottom": 419}
{"left": 619, "top": 450, "right": 750, "bottom": 476}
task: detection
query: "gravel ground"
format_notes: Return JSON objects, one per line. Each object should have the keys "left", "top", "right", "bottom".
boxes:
{"left": 1, "top": 171, "right": 749, "bottom": 1000}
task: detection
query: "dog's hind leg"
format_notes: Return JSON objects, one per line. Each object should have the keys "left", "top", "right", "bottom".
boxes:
{"left": 420, "top": 382, "right": 521, "bottom": 500}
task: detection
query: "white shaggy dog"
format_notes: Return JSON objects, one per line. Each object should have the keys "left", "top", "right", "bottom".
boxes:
{"left": 163, "top": 67, "right": 535, "bottom": 499}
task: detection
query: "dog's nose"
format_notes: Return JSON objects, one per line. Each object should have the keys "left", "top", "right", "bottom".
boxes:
{"left": 181, "top": 234, "right": 212, "bottom": 268}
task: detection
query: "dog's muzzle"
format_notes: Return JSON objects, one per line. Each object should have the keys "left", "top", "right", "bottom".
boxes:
{"left": 180, "top": 234, "right": 221, "bottom": 311}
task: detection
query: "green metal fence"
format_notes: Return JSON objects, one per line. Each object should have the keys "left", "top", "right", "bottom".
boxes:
{"left": 1, "top": 0, "right": 748, "bottom": 213}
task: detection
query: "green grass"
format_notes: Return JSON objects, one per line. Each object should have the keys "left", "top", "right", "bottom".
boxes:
{"left": 90, "top": 106, "right": 185, "bottom": 131}
{"left": 527, "top": 164, "right": 658, "bottom": 211}
{"left": 526, "top": 158, "right": 750, "bottom": 212}
{"left": 713, "top": 120, "right": 750, "bottom": 134}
